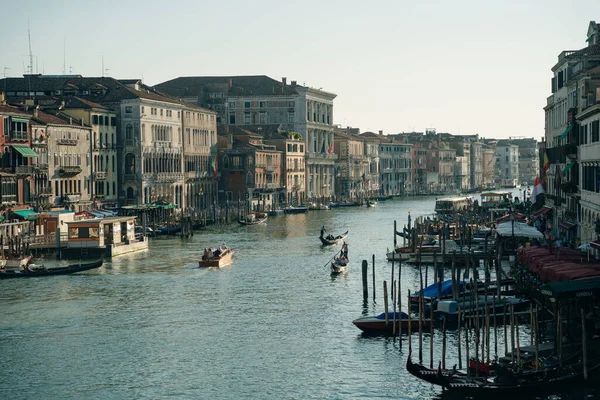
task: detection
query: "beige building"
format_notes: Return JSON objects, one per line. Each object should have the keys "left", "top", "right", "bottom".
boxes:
{"left": 333, "top": 130, "right": 366, "bottom": 199}
{"left": 60, "top": 97, "right": 118, "bottom": 206}
{"left": 30, "top": 109, "right": 92, "bottom": 210}
{"left": 269, "top": 133, "right": 306, "bottom": 206}
{"left": 182, "top": 105, "right": 218, "bottom": 210}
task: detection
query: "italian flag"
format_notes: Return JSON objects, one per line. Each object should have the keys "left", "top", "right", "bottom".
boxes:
{"left": 530, "top": 175, "right": 544, "bottom": 201}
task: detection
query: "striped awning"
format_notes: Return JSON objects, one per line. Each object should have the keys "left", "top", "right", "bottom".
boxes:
{"left": 12, "top": 145, "right": 38, "bottom": 158}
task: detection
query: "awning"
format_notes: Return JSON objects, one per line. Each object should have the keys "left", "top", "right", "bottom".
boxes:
{"left": 532, "top": 206, "right": 552, "bottom": 218}
{"left": 12, "top": 145, "right": 38, "bottom": 158}
{"left": 540, "top": 279, "right": 600, "bottom": 299}
{"left": 12, "top": 117, "right": 29, "bottom": 123}
{"left": 495, "top": 221, "right": 544, "bottom": 239}
{"left": 592, "top": 240, "right": 600, "bottom": 250}
{"left": 559, "top": 220, "right": 577, "bottom": 230}
{"left": 560, "top": 124, "right": 574, "bottom": 139}
{"left": 13, "top": 210, "right": 38, "bottom": 220}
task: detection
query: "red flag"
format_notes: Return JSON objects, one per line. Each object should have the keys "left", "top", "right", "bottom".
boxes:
{"left": 530, "top": 176, "right": 544, "bottom": 201}
{"left": 327, "top": 143, "right": 334, "bottom": 155}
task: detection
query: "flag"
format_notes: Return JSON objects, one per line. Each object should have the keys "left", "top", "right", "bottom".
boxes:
{"left": 211, "top": 155, "right": 217, "bottom": 180}
{"left": 327, "top": 143, "right": 334, "bottom": 155}
{"left": 530, "top": 176, "right": 544, "bottom": 201}
{"left": 542, "top": 151, "right": 550, "bottom": 184}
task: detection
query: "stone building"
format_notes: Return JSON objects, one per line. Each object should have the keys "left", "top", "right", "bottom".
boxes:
{"left": 155, "top": 75, "right": 337, "bottom": 201}
{"left": 496, "top": 140, "right": 519, "bottom": 187}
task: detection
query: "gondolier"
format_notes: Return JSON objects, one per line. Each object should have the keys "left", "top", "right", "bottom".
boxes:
{"left": 342, "top": 241, "right": 349, "bottom": 258}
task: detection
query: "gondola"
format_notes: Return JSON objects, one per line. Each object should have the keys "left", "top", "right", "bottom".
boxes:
{"left": 238, "top": 212, "right": 268, "bottom": 225}
{"left": 0, "top": 259, "right": 104, "bottom": 279}
{"left": 331, "top": 256, "right": 348, "bottom": 274}
{"left": 320, "top": 230, "right": 348, "bottom": 246}
{"left": 406, "top": 352, "right": 600, "bottom": 396}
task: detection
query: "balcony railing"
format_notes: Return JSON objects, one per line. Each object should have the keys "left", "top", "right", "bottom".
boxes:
{"left": 57, "top": 138, "right": 78, "bottom": 146}
{"left": 64, "top": 194, "right": 81, "bottom": 203}
{"left": 37, "top": 186, "right": 53, "bottom": 196}
{"left": 15, "top": 165, "right": 35, "bottom": 175}
{"left": 58, "top": 166, "right": 82, "bottom": 177}
{"left": 10, "top": 132, "right": 28, "bottom": 141}
{"left": 266, "top": 165, "right": 275, "bottom": 172}
{"left": 266, "top": 183, "right": 279, "bottom": 189}
{"left": 35, "top": 163, "right": 49, "bottom": 172}
{"left": 94, "top": 171, "right": 107, "bottom": 180}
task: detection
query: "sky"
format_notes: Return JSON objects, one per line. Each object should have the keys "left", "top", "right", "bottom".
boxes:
{"left": 1, "top": 0, "right": 598, "bottom": 140}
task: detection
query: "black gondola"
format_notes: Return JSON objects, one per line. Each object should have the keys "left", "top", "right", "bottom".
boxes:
{"left": 319, "top": 230, "right": 348, "bottom": 246}
{"left": 406, "top": 352, "right": 600, "bottom": 396}
{"left": 0, "top": 259, "right": 104, "bottom": 279}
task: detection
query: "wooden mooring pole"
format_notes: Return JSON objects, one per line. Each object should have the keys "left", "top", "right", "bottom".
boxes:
{"left": 362, "top": 260, "right": 368, "bottom": 302}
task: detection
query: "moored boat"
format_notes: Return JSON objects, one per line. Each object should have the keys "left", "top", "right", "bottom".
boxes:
{"left": 199, "top": 247, "right": 234, "bottom": 268}
{"left": 353, "top": 312, "right": 431, "bottom": 334}
{"left": 0, "top": 258, "right": 104, "bottom": 279}
{"left": 284, "top": 205, "right": 308, "bottom": 214}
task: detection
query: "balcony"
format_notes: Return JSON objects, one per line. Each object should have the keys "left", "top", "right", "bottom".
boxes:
{"left": 37, "top": 186, "right": 53, "bottom": 196}
{"left": 64, "top": 194, "right": 81, "bottom": 203}
{"left": 59, "top": 166, "right": 82, "bottom": 177}
{"left": 35, "top": 163, "right": 49, "bottom": 172}
{"left": 10, "top": 132, "right": 28, "bottom": 142}
{"left": 266, "top": 165, "right": 275, "bottom": 172}
{"left": 15, "top": 165, "right": 35, "bottom": 175}
{"left": 266, "top": 183, "right": 279, "bottom": 189}
{"left": 94, "top": 171, "right": 107, "bottom": 180}
{"left": 57, "top": 138, "right": 78, "bottom": 146}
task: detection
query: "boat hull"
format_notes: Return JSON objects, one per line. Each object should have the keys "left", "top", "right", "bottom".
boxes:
{"left": 320, "top": 231, "right": 349, "bottom": 246}
{"left": 0, "top": 259, "right": 104, "bottom": 279}
{"left": 199, "top": 249, "right": 234, "bottom": 268}
{"left": 353, "top": 317, "right": 431, "bottom": 334}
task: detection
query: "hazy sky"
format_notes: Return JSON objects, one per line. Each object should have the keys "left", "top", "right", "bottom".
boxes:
{"left": 1, "top": 1, "right": 598, "bottom": 139}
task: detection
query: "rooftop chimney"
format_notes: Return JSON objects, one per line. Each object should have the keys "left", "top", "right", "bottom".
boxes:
{"left": 291, "top": 80, "right": 297, "bottom": 87}
{"left": 282, "top": 77, "right": 287, "bottom": 87}
{"left": 379, "top": 130, "right": 383, "bottom": 135}
{"left": 33, "top": 106, "right": 39, "bottom": 118}
{"left": 0, "top": 92, "right": 5, "bottom": 104}
{"left": 69, "top": 117, "right": 73, "bottom": 125}
{"left": 228, "top": 79, "right": 232, "bottom": 89}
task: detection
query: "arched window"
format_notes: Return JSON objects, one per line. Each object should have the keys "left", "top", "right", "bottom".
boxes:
{"left": 125, "top": 124, "right": 133, "bottom": 141}
{"left": 125, "top": 153, "right": 136, "bottom": 175}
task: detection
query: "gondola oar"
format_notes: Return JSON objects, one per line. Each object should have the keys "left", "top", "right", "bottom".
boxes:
{"left": 322, "top": 248, "right": 342, "bottom": 268}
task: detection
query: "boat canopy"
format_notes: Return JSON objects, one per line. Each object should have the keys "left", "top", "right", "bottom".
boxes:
{"left": 495, "top": 221, "right": 543, "bottom": 239}
{"left": 540, "top": 279, "right": 600, "bottom": 299}
{"left": 417, "top": 279, "right": 465, "bottom": 299}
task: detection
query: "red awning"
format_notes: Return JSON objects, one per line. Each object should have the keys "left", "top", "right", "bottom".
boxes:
{"left": 559, "top": 220, "right": 577, "bottom": 230}
{"left": 592, "top": 240, "right": 600, "bottom": 250}
{"left": 532, "top": 206, "right": 552, "bottom": 218}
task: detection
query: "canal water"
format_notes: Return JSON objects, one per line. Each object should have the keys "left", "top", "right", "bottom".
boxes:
{"left": 0, "top": 191, "right": 596, "bottom": 399}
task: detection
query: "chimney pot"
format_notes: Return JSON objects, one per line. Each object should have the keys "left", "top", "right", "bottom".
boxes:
{"left": 228, "top": 79, "right": 232, "bottom": 89}
{"left": 379, "top": 130, "right": 383, "bottom": 135}
{"left": 282, "top": 77, "right": 287, "bottom": 86}
{"left": 291, "top": 80, "right": 297, "bottom": 87}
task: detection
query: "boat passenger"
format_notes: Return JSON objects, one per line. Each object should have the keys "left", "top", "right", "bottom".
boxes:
{"left": 213, "top": 247, "right": 221, "bottom": 257}
{"left": 202, "top": 249, "right": 208, "bottom": 260}
{"left": 208, "top": 248, "right": 214, "bottom": 259}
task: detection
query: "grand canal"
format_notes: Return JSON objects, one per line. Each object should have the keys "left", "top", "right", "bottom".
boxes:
{"left": 1, "top": 191, "right": 596, "bottom": 399}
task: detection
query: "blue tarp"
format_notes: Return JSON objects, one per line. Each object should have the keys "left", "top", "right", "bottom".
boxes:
{"left": 418, "top": 280, "right": 465, "bottom": 299}
{"left": 376, "top": 312, "right": 409, "bottom": 320}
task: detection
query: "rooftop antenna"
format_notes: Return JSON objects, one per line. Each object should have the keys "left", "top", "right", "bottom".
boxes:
{"left": 27, "top": 19, "right": 33, "bottom": 74}
{"left": 102, "top": 55, "right": 110, "bottom": 77}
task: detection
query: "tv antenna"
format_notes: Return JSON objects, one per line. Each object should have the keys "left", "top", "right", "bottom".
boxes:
{"left": 27, "top": 20, "right": 34, "bottom": 74}
{"left": 102, "top": 55, "right": 110, "bottom": 77}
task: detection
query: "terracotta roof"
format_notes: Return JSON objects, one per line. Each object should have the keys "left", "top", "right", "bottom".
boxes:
{"left": 63, "top": 96, "right": 110, "bottom": 111}
{"left": 0, "top": 103, "right": 31, "bottom": 117}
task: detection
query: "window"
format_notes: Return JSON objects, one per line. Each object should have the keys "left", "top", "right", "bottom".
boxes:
{"left": 125, "top": 106, "right": 132, "bottom": 114}
{"left": 141, "top": 106, "right": 145, "bottom": 114}
{"left": 288, "top": 111, "right": 294, "bottom": 123}
{"left": 288, "top": 101, "right": 294, "bottom": 107}
{"left": 111, "top": 117, "right": 116, "bottom": 126}
{"left": 160, "top": 109, "right": 163, "bottom": 116}
{"left": 244, "top": 102, "right": 251, "bottom": 108}
{"left": 229, "top": 113, "right": 236, "bottom": 124}
{"left": 92, "top": 115, "right": 99, "bottom": 125}
{"left": 259, "top": 101, "right": 266, "bottom": 108}
{"left": 259, "top": 112, "right": 267, "bottom": 124}
{"left": 244, "top": 112, "right": 251, "bottom": 124}
{"left": 229, "top": 102, "right": 236, "bottom": 109}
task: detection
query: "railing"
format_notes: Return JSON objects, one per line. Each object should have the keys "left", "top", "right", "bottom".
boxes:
{"left": 266, "top": 183, "right": 279, "bottom": 189}
{"left": 37, "top": 186, "right": 53, "bottom": 195}
{"left": 155, "top": 173, "right": 183, "bottom": 183}
{"left": 57, "top": 138, "right": 77, "bottom": 146}
{"left": 64, "top": 194, "right": 81, "bottom": 202}
{"left": 35, "top": 163, "right": 49, "bottom": 171}
{"left": 15, "top": 165, "right": 35, "bottom": 175}
{"left": 94, "top": 171, "right": 107, "bottom": 180}
{"left": 59, "top": 166, "right": 82, "bottom": 176}
{"left": 10, "top": 132, "right": 28, "bottom": 141}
